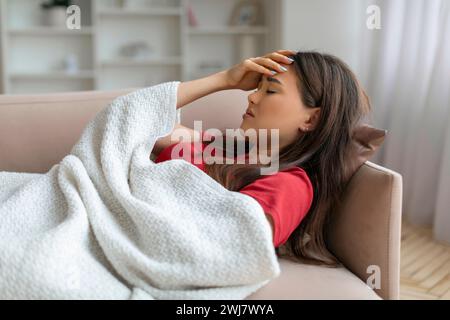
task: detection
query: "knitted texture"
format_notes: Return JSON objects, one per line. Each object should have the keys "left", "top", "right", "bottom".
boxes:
{"left": 0, "top": 81, "right": 280, "bottom": 299}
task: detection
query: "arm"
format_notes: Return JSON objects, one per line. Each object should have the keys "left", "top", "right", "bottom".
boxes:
{"left": 152, "top": 71, "right": 230, "bottom": 156}
{"left": 176, "top": 50, "right": 295, "bottom": 109}
{"left": 152, "top": 123, "right": 199, "bottom": 157}
{"left": 176, "top": 71, "right": 230, "bottom": 110}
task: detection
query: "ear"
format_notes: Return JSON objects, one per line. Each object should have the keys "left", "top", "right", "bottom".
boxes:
{"left": 305, "top": 107, "right": 321, "bottom": 130}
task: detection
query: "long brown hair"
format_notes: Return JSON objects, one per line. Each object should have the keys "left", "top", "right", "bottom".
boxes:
{"left": 203, "top": 51, "right": 371, "bottom": 267}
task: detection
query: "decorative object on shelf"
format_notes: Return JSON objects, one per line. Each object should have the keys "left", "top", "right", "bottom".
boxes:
{"left": 118, "top": 41, "right": 154, "bottom": 60}
{"left": 41, "top": 0, "right": 72, "bottom": 27}
{"left": 229, "top": 0, "right": 264, "bottom": 26}
{"left": 187, "top": 3, "right": 198, "bottom": 27}
{"left": 236, "top": 34, "right": 259, "bottom": 62}
{"left": 62, "top": 53, "right": 79, "bottom": 74}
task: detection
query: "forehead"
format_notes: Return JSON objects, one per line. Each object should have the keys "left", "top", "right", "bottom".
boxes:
{"left": 262, "top": 64, "right": 297, "bottom": 88}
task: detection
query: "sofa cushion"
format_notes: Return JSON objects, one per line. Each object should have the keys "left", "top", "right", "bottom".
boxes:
{"left": 343, "top": 124, "right": 387, "bottom": 183}
{"left": 246, "top": 258, "right": 381, "bottom": 300}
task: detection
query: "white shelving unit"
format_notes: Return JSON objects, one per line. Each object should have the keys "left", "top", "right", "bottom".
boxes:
{"left": 0, "top": 0, "right": 279, "bottom": 95}
{"left": 0, "top": 0, "right": 95, "bottom": 94}
{"left": 94, "top": 0, "right": 184, "bottom": 90}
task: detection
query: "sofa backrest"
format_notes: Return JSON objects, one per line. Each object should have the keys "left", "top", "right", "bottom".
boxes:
{"left": 0, "top": 88, "right": 135, "bottom": 173}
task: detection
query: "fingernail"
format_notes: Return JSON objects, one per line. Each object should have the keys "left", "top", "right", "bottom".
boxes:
{"left": 287, "top": 57, "right": 294, "bottom": 62}
{"left": 271, "top": 70, "right": 277, "bottom": 75}
{"left": 280, "top": 66, "right": 288, "bottom": 72}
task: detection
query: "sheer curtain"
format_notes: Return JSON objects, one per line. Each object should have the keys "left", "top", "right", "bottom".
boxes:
{"left": 356, "top": 0, "right": 450, "bottom": 244}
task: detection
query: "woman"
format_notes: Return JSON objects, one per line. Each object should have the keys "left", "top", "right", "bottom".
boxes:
{"left": 152, "top": 50, "right": 371, "bottom": 267}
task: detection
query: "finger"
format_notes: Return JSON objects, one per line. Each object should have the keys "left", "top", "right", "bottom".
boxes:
{"left": 251, "top": 57, "right": 287, "bottom": 73}
{"left": 264, "top": 52, "right": 294, "bottom": 65}
{"left": 244, "top": 59, "right": 276, "bottom": 76}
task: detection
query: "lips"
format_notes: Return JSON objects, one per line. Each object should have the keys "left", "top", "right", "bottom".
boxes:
{"left": 245, "top": 109, "right": 255, "bottom": 117}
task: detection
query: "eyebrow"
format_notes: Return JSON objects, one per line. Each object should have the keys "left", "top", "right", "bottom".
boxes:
{"left": 265, "top": 76, "right": 283, "bottom": 86}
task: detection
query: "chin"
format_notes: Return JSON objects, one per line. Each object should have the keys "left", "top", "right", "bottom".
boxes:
{"left": 239, "top": 124, "right": 249, "bottom": 131}
{"left": 240, "top": 122, "right": 257, "bottom": 132}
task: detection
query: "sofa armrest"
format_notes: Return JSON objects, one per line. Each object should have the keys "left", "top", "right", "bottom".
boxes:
{"left": 326, "top": 161, "right": 403, "bottom": 300}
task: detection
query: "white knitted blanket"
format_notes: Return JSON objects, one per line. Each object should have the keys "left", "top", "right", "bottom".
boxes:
{"left": 0, "top": 81, "right": 280, "bottom": 300}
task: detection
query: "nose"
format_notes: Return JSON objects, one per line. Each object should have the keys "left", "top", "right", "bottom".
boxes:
{"left": 248, "top": 90, "right": 259, "bottom": 105}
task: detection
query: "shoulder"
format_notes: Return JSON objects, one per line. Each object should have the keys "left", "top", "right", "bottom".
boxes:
{"left": 240, "top": 166, "right": 314, "bottom": 203}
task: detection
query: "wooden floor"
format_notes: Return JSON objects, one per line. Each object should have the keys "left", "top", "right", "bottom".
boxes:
{"left": 400, "top": 220, "right": 450, "bottom": 300}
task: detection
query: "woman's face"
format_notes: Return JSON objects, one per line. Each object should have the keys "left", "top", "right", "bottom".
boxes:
{"left": 239, "top": 64, "right": 321, "bottom": 151}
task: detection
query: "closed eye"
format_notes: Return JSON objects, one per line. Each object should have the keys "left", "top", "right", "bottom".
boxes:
{"left": 255, "top": 80, "right": 276, "bottom": 94}
{"left": 253, "top": 88, "right": 276, "bottom": 94}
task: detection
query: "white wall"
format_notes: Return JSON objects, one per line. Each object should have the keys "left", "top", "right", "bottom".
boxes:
{"left": 279, "top": 0, "right": 362, "bottom": 70}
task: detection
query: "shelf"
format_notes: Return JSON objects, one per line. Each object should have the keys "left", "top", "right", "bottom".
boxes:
{"left": 1, "top": 0, "right": 274, "bottom": 94}
{"left": 99, "top": 57, "right": 183, "bottom": 67}
{"left": 187, "top": 26, "right": 268, "bottom": 35}
{"left": 8, "top": 27, "right": 94, "bottom": 36}
{"left": 97, "top": 7, "right": 183, "bottom": 17}
{"left": 9, "top": 71, "right": 96, "bottom": 80}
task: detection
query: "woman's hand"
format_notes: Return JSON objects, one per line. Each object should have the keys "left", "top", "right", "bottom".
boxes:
{"left": 175, "top": 49, "right": 297, "bottom": 110}
{"left": 224, "top": 49, "right": 297, "bottom": 91}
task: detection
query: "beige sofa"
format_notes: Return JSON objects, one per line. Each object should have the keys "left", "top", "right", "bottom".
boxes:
{"left": 0, "top": 87, "right": 403, "bottom": 300}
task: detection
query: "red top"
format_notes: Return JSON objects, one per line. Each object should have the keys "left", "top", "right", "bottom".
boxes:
{"left": 154, "top": 132, "right": 314, "bottom": 248}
